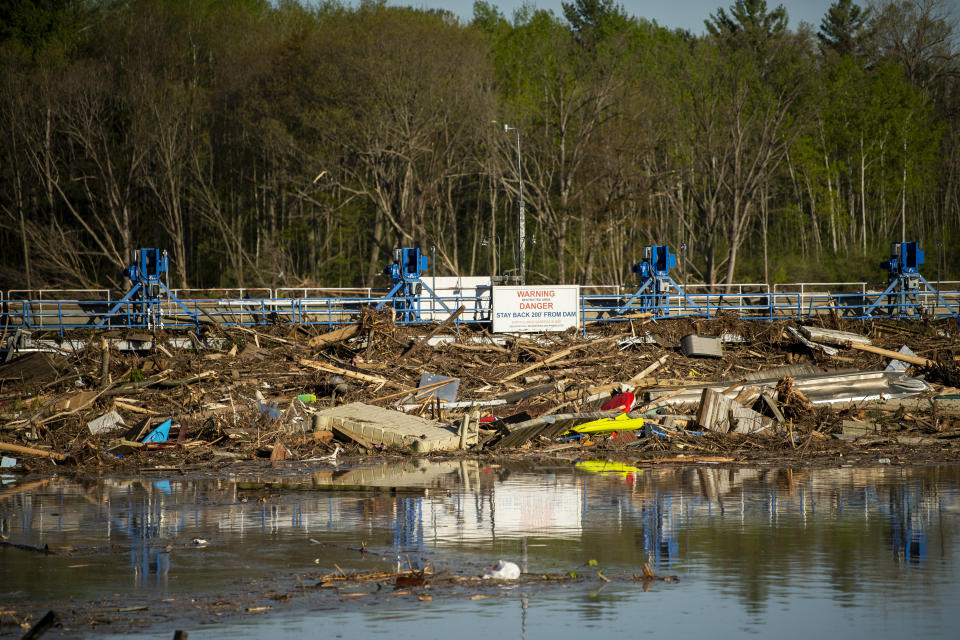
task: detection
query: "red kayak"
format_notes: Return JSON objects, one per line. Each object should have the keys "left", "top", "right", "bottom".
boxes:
{"left": 601, "top": 391, "right": 635, "bottom": 413}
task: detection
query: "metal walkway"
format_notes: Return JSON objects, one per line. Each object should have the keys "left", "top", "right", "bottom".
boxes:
{"left": 2, "top": 279, "right": 958, "bottom": 337}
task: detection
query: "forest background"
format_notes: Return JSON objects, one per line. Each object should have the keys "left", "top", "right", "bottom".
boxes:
{"left": 1, "top": 0, "right": 957, "bottom": 294}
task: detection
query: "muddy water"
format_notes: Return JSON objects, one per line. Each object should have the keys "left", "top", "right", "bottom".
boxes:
{"left": 3, "top": 461, "right": 960, "bottom": 638}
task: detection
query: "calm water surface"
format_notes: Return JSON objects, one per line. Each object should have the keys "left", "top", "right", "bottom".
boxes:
{"left": 2, "top": 461, "right": 960, "bottom": 638}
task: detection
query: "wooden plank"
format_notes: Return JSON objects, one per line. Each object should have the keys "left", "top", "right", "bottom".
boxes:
{"left": 626, "top": 355, "right": 670, "bottom": 387}
{"left": 848, "top": 342, "right": 933, "bottom": 367}
{"left": 298, "top": 358, "right": 400, "bottom": 388}
{"left": 402, "top": 306, "right": 466, "bottom": 358}
{"left": 113, "top": 400, "right": 159, "bottom": 415}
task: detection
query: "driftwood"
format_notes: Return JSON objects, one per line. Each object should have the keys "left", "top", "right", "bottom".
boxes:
{"left": 308, "top": 323, "right": 361, "bottom": 348}
{"left": 0, "top": 441, "right": 69, "bottom": 462}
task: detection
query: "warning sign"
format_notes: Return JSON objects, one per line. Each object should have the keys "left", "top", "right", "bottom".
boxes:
{"left": 491, "top": 285, "right": 580, "bottom": 333}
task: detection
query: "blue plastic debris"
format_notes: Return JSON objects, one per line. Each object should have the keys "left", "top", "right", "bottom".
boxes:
{"left": 257, "top": 397, "right": 283, "bottom": 419}
{"left": 641, "top": 423, "right": 703, "bottom": 438}
{"left": 142, "top": 419, "right": 172, "bottom": 444}
{"left": 642, "top": 424, "right": 672, "bottom": 438}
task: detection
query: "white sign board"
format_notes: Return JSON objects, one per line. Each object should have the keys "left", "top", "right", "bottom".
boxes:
{"left": 422, "top": 276, "right": 491, "bottom": 322}
{"left": 492, "top": 285, "right": 580, "bottom": 333}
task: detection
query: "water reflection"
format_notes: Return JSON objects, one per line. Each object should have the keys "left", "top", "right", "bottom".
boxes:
{"left": 1, "top": 462, "right": 959, "bottom": 617}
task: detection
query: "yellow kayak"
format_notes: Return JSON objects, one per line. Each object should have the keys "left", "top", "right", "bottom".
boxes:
{"left": 575, "top": 459, "right": 643, "bottom": 477}
{"left": 569, "top": 412, "right": 644, "bottom": 435}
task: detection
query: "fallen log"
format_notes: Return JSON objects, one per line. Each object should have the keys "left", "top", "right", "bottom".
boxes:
{"left": 0, "top": 440, "right": 69, "bottom": 462}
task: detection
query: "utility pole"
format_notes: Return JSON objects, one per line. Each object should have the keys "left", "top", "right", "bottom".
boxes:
{"left": 502, "top": 124, "right": 525, "bottom": 285}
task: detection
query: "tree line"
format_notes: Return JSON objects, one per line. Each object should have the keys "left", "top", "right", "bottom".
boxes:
{"left": 0, "top": 0, "right": 957, "bottom": 293}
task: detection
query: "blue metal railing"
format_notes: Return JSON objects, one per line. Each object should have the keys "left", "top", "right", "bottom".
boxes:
{"left": 2, "top": 285, "right": 958, "bottom": 337}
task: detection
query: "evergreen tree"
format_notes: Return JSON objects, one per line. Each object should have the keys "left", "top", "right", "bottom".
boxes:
{"left": 562, "top": 0, "right": 626, "bottom": 33}
{"left": 818, "top": 0, "right": 871, "bottom": 58}
{"left": 705, "top": 0, "right": 788, "bottom": 46}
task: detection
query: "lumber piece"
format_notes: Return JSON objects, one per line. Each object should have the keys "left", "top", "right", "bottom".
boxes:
{"left": 113, "top": 400, "right": 160, "bottom": 415}
{"left": 447, "top": 342, "right": 510, "bottom": 354}
{"left": 498, "top": 336, "right": 618, "bottom": 383}
{"left": 308, "top": 323, "right": 361, "bottom": 348}
{"left": 0, "top": 441, "right": 69, "bottom": 462}
{"left": 298, "top": 358, "right": 401, "bottom": 388}
{"left": 626, "top": 355, "right": 670, "bottom": 387}
{"left": 402, "top": 306, "right": 466, "bottom": 358}
{"left": 848, "top": 342, "right": 934, "bottom": 367}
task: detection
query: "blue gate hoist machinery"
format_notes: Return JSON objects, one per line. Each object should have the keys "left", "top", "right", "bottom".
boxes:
{"left": 95, "top": 248, "right": 198, "bottom": 329}
{"left": 618, "top": 245, "right": 702, "bottom": 316}
{"left": 375, "top": 247, "right": 451, "bottom": 322}
{"left": 862, "top": 242, "right": 957, "bottom": 317}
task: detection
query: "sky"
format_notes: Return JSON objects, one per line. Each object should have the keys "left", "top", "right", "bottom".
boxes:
{"left": 386, "top": 0, "right": 837, "bottom": 34}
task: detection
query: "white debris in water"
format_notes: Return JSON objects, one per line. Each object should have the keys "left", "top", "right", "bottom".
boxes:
{"left": 483, "top": 560, "right": 521, "bottom": 580}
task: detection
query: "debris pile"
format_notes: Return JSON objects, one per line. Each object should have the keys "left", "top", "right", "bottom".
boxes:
{"left": 1, "top": 313, "right": 959, "bottom": 470}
